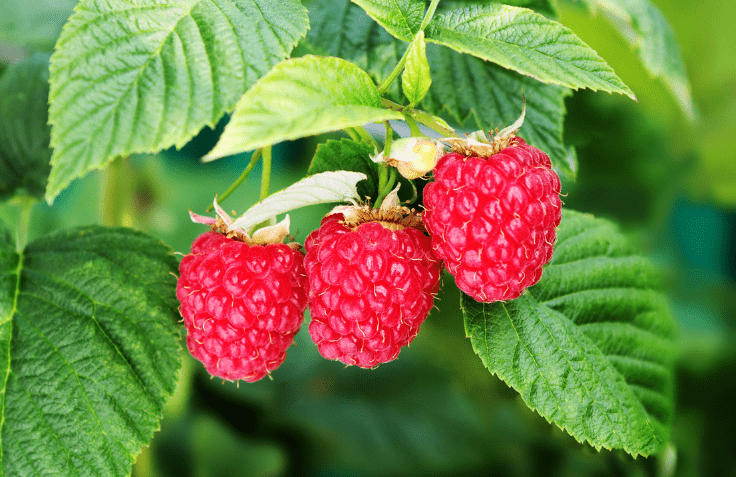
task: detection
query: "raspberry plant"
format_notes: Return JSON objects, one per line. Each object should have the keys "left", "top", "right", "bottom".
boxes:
{"left": 0, "top": 0, "right": 695, "bottom": 475}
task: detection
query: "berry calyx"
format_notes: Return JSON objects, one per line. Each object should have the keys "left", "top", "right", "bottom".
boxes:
{"left": 176, "top": 200, "right": 307, "bottom": 382}
{"left": 304, "top": 200, "right": 442, "bottom": 368}
{"left": 423, "top": 110, "right": 561, "bottom": 303}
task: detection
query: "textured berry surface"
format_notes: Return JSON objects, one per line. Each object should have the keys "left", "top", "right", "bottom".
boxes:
{"left": 176, "top": 231, "right": 307, "bottom": 381}
{"left": 304, "top": 213, "right": 442, "bottom": 368}
{"left": 423, "top": 138, "right": 562, "bottom": 302}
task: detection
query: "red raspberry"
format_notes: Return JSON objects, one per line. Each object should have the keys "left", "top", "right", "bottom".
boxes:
{"left": 423, "top": 137, "right": 561, "bottom": 302}
{"left": 304, "top": 208, "right": 442, "bottom": 368}
{"left": 176, "top": 231, "right": 307, "bottom": 382}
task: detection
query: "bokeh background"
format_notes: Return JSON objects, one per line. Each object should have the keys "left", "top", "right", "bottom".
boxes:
{"left": 1, "top": 0, "right": 734, "bottom": 476}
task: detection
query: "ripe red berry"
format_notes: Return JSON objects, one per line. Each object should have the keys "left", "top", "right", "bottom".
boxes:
{"left": 423, "top": 137, "right": 561, "bottom": 302}
{"left": 304, "top": 207, "right": 442, "bottom": 368}
{"left": 177, "top": 230, "right": 307, "bottom": 382}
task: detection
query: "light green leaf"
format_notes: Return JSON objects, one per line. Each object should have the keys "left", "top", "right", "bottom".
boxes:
{"left": 442, "top": 0, "right": 557, "bottom": 19}
{"left": 423, "top": 44, "right": 576, "bottom": 179}
{"left": 350, "top": 0, "right": 426, "bottom": 41}
{"left": 204, "top": 55, "right": 403, "bottom": 160}
{"left": 425, "top": 4, "right": 635, "bottom": 98}
{"left": 304, "top": 0, "right": 405, "bottom": 100}
{"left": 402, "top": 31, "right": 432, "bottom": 106}
{"left": 0, "top": 0, "right": 77, "bottom": 50}
{"left": 563, "top": 0, "right": 695, "bottom": 120}
{"left": 0, "top": 225, "right": 181, "bottom": 476}
{"left": 229, "top": 171, "right": 367, "bottom": 232}
{"left": 46, "top": 0, "right": 309, "bottom": 204}
{"left": 0, "top": 53, "right": 53, "bottom": 200}
{"left": 308, "top": 139, "right": 380, "bottom": 200}
{"left": 462, "top": 209, "right": 676, "bottom": 456}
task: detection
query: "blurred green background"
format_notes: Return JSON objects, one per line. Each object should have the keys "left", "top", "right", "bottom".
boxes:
{"left": 1, "top": 0, "right": 735, "bottom": 476}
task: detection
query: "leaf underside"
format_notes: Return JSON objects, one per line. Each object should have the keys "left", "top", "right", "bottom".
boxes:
{"left": 46, "top": 0, "right": 309, "bottom": 203}
{"left": 462, "top": 209, "right": 676, "bottom": 457}
{"left": 0, "top": 226, "right": 181, "bottom": 476}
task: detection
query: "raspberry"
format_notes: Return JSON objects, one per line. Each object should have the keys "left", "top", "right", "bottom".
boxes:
{"left": 304, "top": 207, "right": 442, "bottom": 368}
{"left": 423, "top": 137, "right": 561, "bottom": 302}
{"left": 177, "top": 227, "right": 307, "bottom": 382}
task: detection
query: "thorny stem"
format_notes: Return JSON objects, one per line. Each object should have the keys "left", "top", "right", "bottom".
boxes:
{"left": 206, "top": 148, "right": 262, "bottom": 212}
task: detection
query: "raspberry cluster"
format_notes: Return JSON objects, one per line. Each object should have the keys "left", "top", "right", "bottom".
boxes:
{"left": 304, "top": 210, "right": 442, "bottom": 368}
{"left": 177, "top": 231, "right": 307, "bottom": 382}
{"left": 423, "top": 137, "right": 561, "bottom": 302}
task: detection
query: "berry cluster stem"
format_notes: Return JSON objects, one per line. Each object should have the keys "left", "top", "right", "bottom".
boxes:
{"left": 260, "top": 145, "right": 272, "bottom": 201}
{"left": 207, "top": 148, "right": 262, "bottom": 212}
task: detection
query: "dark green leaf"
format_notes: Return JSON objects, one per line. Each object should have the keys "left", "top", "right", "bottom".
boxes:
{"left": 423, "top": 45, "right": 576, "bottom": 179}
{"left": 462, "top": 209, "right": 676, "bottom": 456}
{"left": 425, "top": 4, "right": 635, "bottom": 97}
{"left": 46, "top": 0, "right": 309, "bottom": 203}
{"left": 0, "top": 53, "right": 53, "bottom": 200}
{"left": 0, "top": 226, "right": 181, "bottom": 476}
{"left": 308, "top": 139, "right": 380, "bottom": 201}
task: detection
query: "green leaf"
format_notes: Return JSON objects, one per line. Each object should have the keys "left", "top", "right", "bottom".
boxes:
{"left": 425, "top": 4, "right": 635, "bottom": 98}
{"left": 304, "top": 0, "right": 405, "bottom": 100}
{"left": 0, "top": 53, "right": 53, "bottom": 200}
{"left": 228, "top": 171, "right": 368, "bottom": 232}
{"left": 0, "top": 225, "right": 181, "bottom": 476}
{"left": 402, "top": 31, "right": 432, "bottom": 106}
{"left": 461, "top": 209, "right": 676, "bottom": 456}
{"left": 308, "top": 139, "right": 380, "bottom": 201}
{"left": 46, "top": 0, "right": 309, "bottom": 204}
{"left": 351, "top": 0, "right": 426, "bottom": 41}
{"left": 563, "top": 0, "right": 696, "bottom": 120}
{"left": 423, "top": 44, "right": 576, "bottom": 179}
{"left": 441, "top": 0, "right": 557, "bottom": 19}
{"left": 0, "top": 0, "right": 76, "bottom": 50}
{"left": 204, "top": 55, "right": 404, "bottom": 160}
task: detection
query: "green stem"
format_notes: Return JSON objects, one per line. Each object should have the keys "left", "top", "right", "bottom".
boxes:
{"left": 260, "top": 145, "right": 272, "bottom": 201}
{"left": 406, "top": 179, "right": 418, "bottom": 205}
{"left": 404, "top": 113, "right": 423, "bottom": 137}
{"left": 15, "top": 196, "right": 35, "bottom": 252}
{"left": 419, "top": 0, "right": 441, "bottom": 31}
{"left": 344, "top": 128, "right": 360, "bottom": 142}
{"left": 101, "top": 156, "right": 132, "bottom": 227}
{"left": 352, "top": 126, "right": 378, "bottom": 148}
{"left": 207, "top": 149, "right": 262, "bottom": 212}
{"left": 374, "top": 166, "right": 397, "bottom": 208}
{"left": 383, "top": 121, "right": 394, "bottom": 158}
{"left": 377, "top": 45, "right": 412, "bottom": 95}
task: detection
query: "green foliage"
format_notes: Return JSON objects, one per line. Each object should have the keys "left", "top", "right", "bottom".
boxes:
{"left": 425, "top": 4, "right": 635, "bottom": 98}
{"left": 0, "top": 0, "right": 76, "bottom": 51}
{"left": 308, "top": 139, "right": 380, "bottom": 200}
{"left": 423, "top": 45, "right": 576, "bottom": 178}
{"left": 46, "top": 0, "right": 309, "bottom": 203}
{"left": 402, "top": 32, "right": 432, "bottom": 106}
{"left": 0, "top": 54, "right": 53, "bottom": 200}
{"left": 563, "top": 0, "right": 696, "bottom": 120}
{"left": 462, "top": 209, "right": 676, "bottom": 457}
{"left": 205, "top": 55, "right": 403, "bottom": 160}
{"left": 351, "top": 0, "right": 426, "bottom": 41}
{"left": 228, "top": 171, "right": 368, "bottom": 233}
{"left": 0, "top": 225, "right": 181, "bottom": 476}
